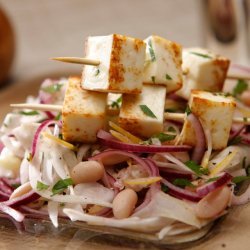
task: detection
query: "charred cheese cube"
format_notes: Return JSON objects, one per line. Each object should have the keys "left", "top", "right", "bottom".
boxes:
{"left": 180, "top": 90, "right": 236, "bottom": 150}
{"left": 143, "top": 35, "right": 182, "bottom": 93}
{"left": 119, "top": 85, "right": 166, "bottom": 138}
{"left": 176, "top": 48, "right": 230, "bottom": 100}
{"left": 62, "top": 77, "right": 107, "bottom": 143}
{"left": 82, "top": 34, "right": 145, "bottom": 94}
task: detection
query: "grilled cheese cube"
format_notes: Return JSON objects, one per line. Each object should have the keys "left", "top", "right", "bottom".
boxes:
{"left": 143, "top": 35, "right": 182, "bottom": 93}
{"left": 180, "top": 90, "right": 236, "bottom": 150}
{"left": 62, "top": 77, "right": 107, "bottom": 143}
{"left": 176, "top": 48, "right": 230, "bottom": 100}
{"left": 119, "top": 85, "right": 166, "bottom": 138}
{"left": 82, "top": 34, "right": 145, "bottom": 94}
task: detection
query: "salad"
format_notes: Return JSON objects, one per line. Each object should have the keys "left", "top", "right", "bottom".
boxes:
{"left": 0, "top": 34, "right": 250, "bottom": 243}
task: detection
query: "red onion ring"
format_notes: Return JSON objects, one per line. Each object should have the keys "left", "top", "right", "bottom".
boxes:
{"left": 4, "top": 190, "right": 40, "bottom": 207}
{"left": 196, "top": 172, "right": 232, "bottom": 197}
{"left": 0, "top": 190, "right": 10, "bottom": 201}
{"left": 187, "top": 113, "right": 206, "bottom": 164}
{"left": 160, "top": 168, "right": 193, "bottom": 181}
{"left": 0, "top": 203, "right": 24, "bottom": 222}
{"left": 19, "top": 205, "right": 48, "bottom": 216}
{"left": 97, "top": 130, "right": 191, "bottom": 153}
{"left": 161, "top": 178, "right": 202, "bottom": 202}
{"left": 31, "top": 120, "right": 57, "bottom": 157}
{"left": 0, "top": 179, "right": 14, "bottom": 195}
{"left": 229, "top": 124, "right": 245, "bottom": 140}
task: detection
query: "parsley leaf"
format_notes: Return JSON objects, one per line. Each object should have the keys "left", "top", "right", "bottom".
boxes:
{"left": 52, "top": 178, "right": 73, "bottom": 195}
{"left": 167, "top": 126, "right": 176, "bottom": 133}
{"left": 190, "top": 52, "right": 212, "bottom": 59}
{"left": 161, "top": 183, "right": 169, "bottom": 193}
{"left": 166, "top": 74, "right": 172, "bottom": 80}
{"left": 36, "top": 181, "right": 49, "bottom": 191}
{"left": 232, "top": 79, "right": 248, "bottom": 97}
{"left": 228, "top": 136, "right": 242, "bottom": 146}
{"left": 19, "top": 111, "right": 39, "bottom": 116}
{"left": 41, "top": 83, "right": 63, "bottom": 93}
{"left": 54, "top": 112, "right": 62, "bottom": 121}
{"left": 148, "top": 40, "right": 156, "bottom": 62}
{"left": 152, "top": 132, "right": 176, "bottom": 142}
{"left": 185, "top": 105, "right": 192, "bottom": 116}
{"left": 111, "top": 96, "right": 122, "bottom": 109}
{"left": 173, "top": 178, "right": 195, "bottom": 188}
{"left": 232, "top": 176, "right": 250, "bottom": 184}
{"left": 151, "top": 76, "right": 155, "bottom": 83}
{"left": 185, "top": 160, "right": 209, "bottom": 176}
{"left": 205, "top": 177, "right": 220, "bottom": 183}
{"left": 94, "top": 68, "right": 100, "bottom": 76}
{"left": 140, "top": 105, "right": 157, "bottom": 118}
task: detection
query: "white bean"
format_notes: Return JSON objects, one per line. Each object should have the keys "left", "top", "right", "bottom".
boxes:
{"left": 71, "top": 161, "right": 104, "bottom": 184}
{"left": 113, "top": 188, "right": 138, "bottom": 219}
{"left": 9, "top": 182, "right": 32, "bottom": 200}
{"left": 195, "top": 186, "right": 231, "bottom": 219}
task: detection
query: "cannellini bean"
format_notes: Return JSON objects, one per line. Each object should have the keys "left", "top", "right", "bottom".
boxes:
{"left": 9, "top": 182, "right": 32, "bottom": 200}
{"left": 71, "top": 160, "right": 104, "bottom": 184}
{"left": 241, "top": 90, "right": 250, "bottom": 107}
{"left": 195, "top": 186, "right": 231, "bottom": 219}
{"left": 113, "top": 188, "right": 138, "bottom": 219}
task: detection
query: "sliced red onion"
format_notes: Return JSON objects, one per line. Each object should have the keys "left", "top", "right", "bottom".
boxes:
{"left": 0, "top": 178, "right": 14, "bottom": 195}
{"left": 145, "top": 159, "right": 160, "bottom": 177}
{"left": 0, "top": 203, "right": 24, "bottom": 222}
{"left": 19, "top": 205, "right": 48, "bottom": 216}
{"left": 231, "top": 64, "right": 250, "bottom": 74}
{"left": 160, "top": 168, "right": 193, "bottom": 181}
{"left": 187, "top": 114, "right": 206, "bottom": 164}
{"left": 91, "top": 149, "right": 150, "bottom": 175}
{"left": 0, "top": 190, "right": 10, "bottom": 201}
{"left": 97, "top": 130, "right": 191, "bottom": 153}
{"left": 241, "top": 132, "right": 250, "bottom": 144}
{"left": 4, "top": 190, "right": 40, "bottom": 207}
{"left": 0, "top": 143, "right": 4, "bottom": 153}
{"left": 161, "top": 178, "right": 202, "bottom": 202}
{"left": 230, "top": 124, "right": 245, "bottom": 140}
{"left": 196, "top": 172, "right": 232, "bottom": 197}
{"left": 31, "top": 120, "right": 57, "bottom": 157}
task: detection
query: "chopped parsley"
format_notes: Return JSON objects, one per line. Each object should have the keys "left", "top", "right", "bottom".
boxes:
{"left": 232, "top": 79, "right": 248, "bottom": 97}
{"left": 111, "top": 96, "right": 122, "bottom": 109}
{"left": 36, "top": 181, "right": 49, "bottom": 191}
{"left": 94, "top": 68, "right": 100, "bottom": 76}
{"left": 54, "top": 112, "right": 62, "bottom": 121}
{"left": 139, "top": 105, "right": 157, "bottom": 118}
{"left": 151, "top": 76, "right": 156, "bottom": 83}
{"left": 161, "top": 183, "right": 169, "bottom": 193}
{"left": 173, "top": 178, "right": 195, "bottom": 188}
{"left": 185, "top": 105, "right": 192, "bottom": 116}
{"left": 19, "top": 111, "right": 39, "bottom": 116}
{"left": 41, "top": 83, "right": 64, "bottom": 93}
{"left": 190, "top": 52, "right": 212, "bottom": 59}
{"left": 185, "top": 160, "right": 209, "bottom": 176}
{"left": 52, "top": 178, "right": 73, "bottom": 196}
{"left": 165, "top": 108, "right": 176, "bottom": 113}
{"left": 205, "top": 177, "right": 220, "bottom": 183}
{"left": 166, "top": 74, "right": 172, "bottom": 80}
{"left": 232, "top": 176, "right": 250, "bottom": 184}
{"left": 167, "top": 126, "right": 176, "bottom": 133}
{"left": 152, "top": 132, "right": 176, "bottom": 142}
{"left": 148, "top": 39, "right": 156, "bottom": 62}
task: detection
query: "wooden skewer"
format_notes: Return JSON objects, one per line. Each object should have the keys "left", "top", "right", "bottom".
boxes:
{"left": 51, "top": 57, "right": 250, "bottom": 81}
{"left": 10, "top": 103, "right": 250, "bottom": 125}
{"left": 51, "top": 57, "right": 100, "bottom": 66}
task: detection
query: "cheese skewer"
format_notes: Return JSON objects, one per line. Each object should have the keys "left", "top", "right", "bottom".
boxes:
{"left": 51, "top": 56, "right": 250, "bottom": 81}
{"left": 10, "top": 103, "right": 250, "bottom": 125}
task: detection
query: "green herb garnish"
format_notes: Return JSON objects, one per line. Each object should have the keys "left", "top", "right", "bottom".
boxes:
{"left": 185, "top": 160, "right": 209, "bottom": 176}
{"left": 148, "top": 39, "right": 156, "bottom": 62}
{"left": 167, "top": 126, "right": 176, "bottom": 133}
{"left": 166, "top": 74, "right": 172, "bottom": 80}
{"left": 165, "top": 108, "right": 176, "bottom": 113}
{"left": 232, "top": 176, "right": 250, "bottom": 184}
{"left": 55, "top": 112, "right": 62, "bottom": 121}
{"left": 243, "top": 117, "right": 248, "bottom": 122}
{"left": 37, "top": 181, "right": 49, "bottom": 191}
{"left": 111, "top": 96, "right": 122, "bottom": 109}
{"left": 185, "top": 105, "right": 192, "bottom": 116}
{"left": 152, "top": 132, "right": 176, "bottom": 142}
{"left": 190, "top": 52, "right": 212, "bottom": 59}
{"left": 140, "top": 105, "right": 157, "bottom": 118}
{"left": 41, "top": 83, "right": 63, "bottom": 93}
{"left": 94, "top": 68, "right": 100, "bottom": 76}
{"left": 205, "top": 177, "right": 220, "bottom": 183}
{"left": 173, "top": 178, "right": 195, "bottom": 188}
{"left": 161, "top": 183, "right": 169, "bottom": 193}
{"left": 232, "top": 79, "right": 248, "bottom": 97}
{"left": 151, "top": 76, "right": 155, "bottom": 83}
{"left": 20, "top": 111, "right": 39, "bottom": 116}
{"left": 52, "top": 178, "right": 73, "bottom": 195}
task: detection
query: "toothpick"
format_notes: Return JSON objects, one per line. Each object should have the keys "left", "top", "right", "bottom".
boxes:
{"left": 51, "top": 57, "right": 100, "bottom": 66}
{"left": 11, "top": 103, "right": 250, "bottom": 125}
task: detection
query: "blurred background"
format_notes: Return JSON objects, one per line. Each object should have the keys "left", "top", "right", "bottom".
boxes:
{"left": 0, "top": 0, "right": 249, "bottom": 87}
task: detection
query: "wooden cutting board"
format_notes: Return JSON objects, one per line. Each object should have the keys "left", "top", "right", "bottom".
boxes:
{"left": 1, "top": 75, "right": 250, "bottom": 250}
